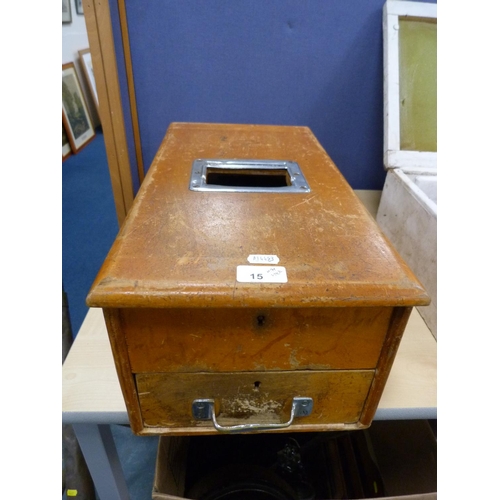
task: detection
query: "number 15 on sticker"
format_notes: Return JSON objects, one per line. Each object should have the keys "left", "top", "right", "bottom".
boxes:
{"left": 236, "top": 265, "right": 288, "bottom": 283}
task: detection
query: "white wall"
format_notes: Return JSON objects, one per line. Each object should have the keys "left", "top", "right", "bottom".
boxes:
{"left": 62, "top": 8, "right": 100, "bottom": 126}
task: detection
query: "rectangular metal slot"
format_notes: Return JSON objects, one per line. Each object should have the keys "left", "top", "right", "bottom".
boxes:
{"left": 190, "top": 159, "right": 310, "bottom": 193}
{"left": 206, "top": 168, "right": 290, "bottom": 188}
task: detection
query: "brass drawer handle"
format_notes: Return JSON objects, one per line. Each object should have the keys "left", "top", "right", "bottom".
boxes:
{"left": 192, "top": 397, "right": 313, "bottom": 433}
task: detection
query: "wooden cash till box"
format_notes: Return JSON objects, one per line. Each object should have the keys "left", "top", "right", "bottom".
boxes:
{"left": 86, "top": 123, "right": 429, "bottom": 436}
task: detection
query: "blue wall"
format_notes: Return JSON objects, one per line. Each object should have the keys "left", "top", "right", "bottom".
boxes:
{"left": 111, "top": 0, "right": 433, "bottom": 191}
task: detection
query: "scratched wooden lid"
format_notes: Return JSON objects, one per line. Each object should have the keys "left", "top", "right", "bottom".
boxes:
{"left": 87, "top": 123, "right": 429, "bottom": 309}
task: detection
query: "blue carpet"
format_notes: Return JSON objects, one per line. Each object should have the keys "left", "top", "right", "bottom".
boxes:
{"left": 62, "top": 129, "right": 119, "bottom": 336}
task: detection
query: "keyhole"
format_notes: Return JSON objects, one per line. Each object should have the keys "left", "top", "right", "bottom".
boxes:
{"left": 253, "top": 381, "right": 261, "bottom": 392}
{"left": 257, "top": 315, "right": 266, "bottom": 327}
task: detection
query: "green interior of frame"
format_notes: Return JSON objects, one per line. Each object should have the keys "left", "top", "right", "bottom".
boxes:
{"left": 399, "top": 17, "right": 437, "bottom": 152}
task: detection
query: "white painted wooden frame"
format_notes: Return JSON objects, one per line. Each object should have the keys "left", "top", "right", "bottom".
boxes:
{"left": 383, "top": 1, "right": 437, "bottom": 172}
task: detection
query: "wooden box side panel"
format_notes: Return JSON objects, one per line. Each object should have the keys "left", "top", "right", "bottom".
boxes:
{"left": 102, "top": 308, "right": 144, "bottom": 433}
{"left": 136, "top": 370, "right": 374, "bottom": 431}
{"left": 122, "top": 307, "right": 393, "bottom": 373}
{"left": 359, "top": 306, "right": 413, "bottom": 425}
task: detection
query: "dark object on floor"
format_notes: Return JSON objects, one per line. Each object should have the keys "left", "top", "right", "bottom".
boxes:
{"left": 62, "top": 427, "right": 96, "bottom": 500}
{"left": 186, "top": 437, "right": 315, "bottom": 500}
{"left": 181, "top": 432, "right": 384, "bottom": 499}
{"left": 187, "top": 464, "right": 299, "bottom": 500}
{"left": 63, "top": 288, "right": 96, "bottom": 499}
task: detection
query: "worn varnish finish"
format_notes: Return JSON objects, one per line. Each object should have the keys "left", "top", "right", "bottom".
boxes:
{"left": 121, "top": 307, "right": 393, "bottom": 373}
{"left": 87, "top": 123, "right": 429, "bottom": 435}
{"left": 136, "top": 371, "right": 374, "bottom": 431}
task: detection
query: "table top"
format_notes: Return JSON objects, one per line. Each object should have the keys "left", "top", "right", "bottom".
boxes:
{"left": 62, "top": 190, "right": 437, "bottom": 425}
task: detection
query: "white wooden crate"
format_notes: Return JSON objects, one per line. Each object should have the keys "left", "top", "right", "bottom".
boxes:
{"left": 377, "top": 1, "right": 437, "bottom": 339}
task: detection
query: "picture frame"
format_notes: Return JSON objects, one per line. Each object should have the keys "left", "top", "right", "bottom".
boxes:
{"left": 75, "top": 0, "right": 84, "bottom": 15}
{"left": 62, "top": 0, "right": 72, "bottom": 23}
{"left": 62, "top": 122, "right": 72, "bottom": 161}
{"left": 78, "top": 49, "right": 99, "bottom": 117}
{"left": 62, "top": 62, "right": 95, "bottom": 154}
{"left": 383, "top": 0, "right": 437, "bottom": 171}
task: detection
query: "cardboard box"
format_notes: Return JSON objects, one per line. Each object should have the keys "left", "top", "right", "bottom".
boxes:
{"left": 152, "top": 436, "right": 189, "bottom": 500}
{"left": 152, "top": 421, "right": 437, "bottom": 499}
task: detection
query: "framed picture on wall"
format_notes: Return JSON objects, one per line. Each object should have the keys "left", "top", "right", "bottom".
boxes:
{"left": 78, "top": 49, "right": 99, "bottom": 117}
{"left": 75, "top": 0, "right": 84, "bottom": 15}
{"left": 62, "top": 123, "right": 72, "bottom": 161}
{"left": 62, "top": 62, "right": 95, "bottom": 154}
{"left": 62, "top": 0, "right": 72, "bottom": 23}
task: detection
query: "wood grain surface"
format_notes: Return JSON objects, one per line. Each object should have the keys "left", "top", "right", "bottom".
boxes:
{"left": 136, "top": 370, "right": 374, "bottom": 431}
{"left": 87, "top": 123, "right": 429, "bottom": 309}
{"left": 121, "top": 306, "right": 393, "bottom": 373}
{"left": 61, "top": 306, "right": 436, "bottom": 422}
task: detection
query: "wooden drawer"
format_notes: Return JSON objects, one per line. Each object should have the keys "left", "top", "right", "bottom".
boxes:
{"left": 136, "top": 370, "right": 374, "bottom": 433}
{"left": 121, "top": 307, "right": 393, "bottom": 373}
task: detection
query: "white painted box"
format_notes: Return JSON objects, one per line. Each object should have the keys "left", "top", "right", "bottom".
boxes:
{"left": 376, "top": 1, "right": 437, "bottom": 338}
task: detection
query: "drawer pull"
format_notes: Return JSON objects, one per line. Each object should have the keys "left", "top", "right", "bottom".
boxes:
{"left": 192, "top": 397, "right": 313, "bottom": 433}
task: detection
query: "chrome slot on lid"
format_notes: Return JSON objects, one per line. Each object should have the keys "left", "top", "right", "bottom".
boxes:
{"left": 189, "top": 159, "right": 311, "bottom": 193}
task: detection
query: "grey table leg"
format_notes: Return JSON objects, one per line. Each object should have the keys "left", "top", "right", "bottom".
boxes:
{"left": 73, "top": 424, "right": 130, "bottom": 500}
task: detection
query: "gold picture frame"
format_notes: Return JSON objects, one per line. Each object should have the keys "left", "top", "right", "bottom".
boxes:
{"left": 62, "top": 62, "right": 95, "bottom": 154}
